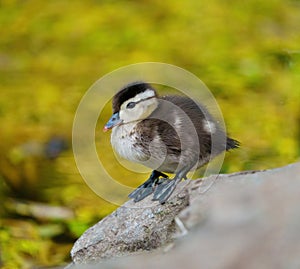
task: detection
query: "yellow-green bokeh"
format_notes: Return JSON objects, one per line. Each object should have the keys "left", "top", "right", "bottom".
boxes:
{"left": 0, "top": 0, "right": 299, "bottom": 268}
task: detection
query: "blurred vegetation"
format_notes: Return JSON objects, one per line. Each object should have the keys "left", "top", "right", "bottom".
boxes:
{"left": 0, "top": 0, "right": 299, "bottom": 268}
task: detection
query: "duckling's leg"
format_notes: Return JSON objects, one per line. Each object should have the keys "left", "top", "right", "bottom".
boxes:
{"left": 129, "top": 170, "right": 168, "bottom": 202}
{"left": 152, "top": 166, "right": 191, "bottom": 204}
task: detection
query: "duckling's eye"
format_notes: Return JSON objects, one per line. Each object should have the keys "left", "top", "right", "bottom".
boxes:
{"left": 126, "top": 102, "right": 136, "bottom": 109}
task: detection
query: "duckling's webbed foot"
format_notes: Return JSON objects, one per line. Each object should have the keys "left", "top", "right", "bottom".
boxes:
{"left": 152, "top": 167, "right": 190, "bottom": 204}
{"left": 129, "top": 170, "right": 168, "bottom": 202}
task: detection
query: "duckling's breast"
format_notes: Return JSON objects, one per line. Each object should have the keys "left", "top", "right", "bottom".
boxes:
{"left": 111, "top": 122, "right": 149, "bottom": 163}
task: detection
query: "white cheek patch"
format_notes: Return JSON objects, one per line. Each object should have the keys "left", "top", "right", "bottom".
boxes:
{"left": 119, "top": 109, "right": 126, "bottom": 121}
{"left": 120, "top": 89, "right": 157, "bottom": 123}
{"left": 203, "top": 119, "right": 216, "bottom": 134}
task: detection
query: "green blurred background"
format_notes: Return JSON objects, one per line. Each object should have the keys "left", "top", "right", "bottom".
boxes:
{"left": 0, "top": 0, "right": 299, "bottom": 268}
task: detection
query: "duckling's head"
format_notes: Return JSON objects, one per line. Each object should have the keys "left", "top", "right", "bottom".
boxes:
{"left": 104, "top": 82, "right": 159, "bottom": 131}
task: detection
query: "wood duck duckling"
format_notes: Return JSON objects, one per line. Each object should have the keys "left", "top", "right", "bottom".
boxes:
{"left": 104, "top": 82, "right": 239, "bottom": 204}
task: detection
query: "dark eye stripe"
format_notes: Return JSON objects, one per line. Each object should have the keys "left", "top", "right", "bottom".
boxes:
{"left": 125, "top": 96, "right": 155, "bottom": 110}
{"left": 126, "top": 102, "right": 136, "bottom": 109}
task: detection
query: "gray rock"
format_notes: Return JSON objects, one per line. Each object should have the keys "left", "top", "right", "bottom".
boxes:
{"left": 70, "top": 162, "right": 300, "bottom": 269}
{"left": 71, "top": 181, "right": 190, "bottom": 263}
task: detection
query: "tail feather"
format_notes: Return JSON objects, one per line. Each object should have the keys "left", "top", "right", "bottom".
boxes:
{"left": 226, "top": 137, "right": 240, "bottom": 150}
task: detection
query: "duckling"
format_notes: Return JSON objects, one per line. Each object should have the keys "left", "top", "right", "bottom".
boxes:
{"left": 104, "top": 82, "right": 239, "bottom": 204}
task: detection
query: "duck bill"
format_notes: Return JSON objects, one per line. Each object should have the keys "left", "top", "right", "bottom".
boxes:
{"left": 103, "top": 112, "right": 123, "bottom": 132}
